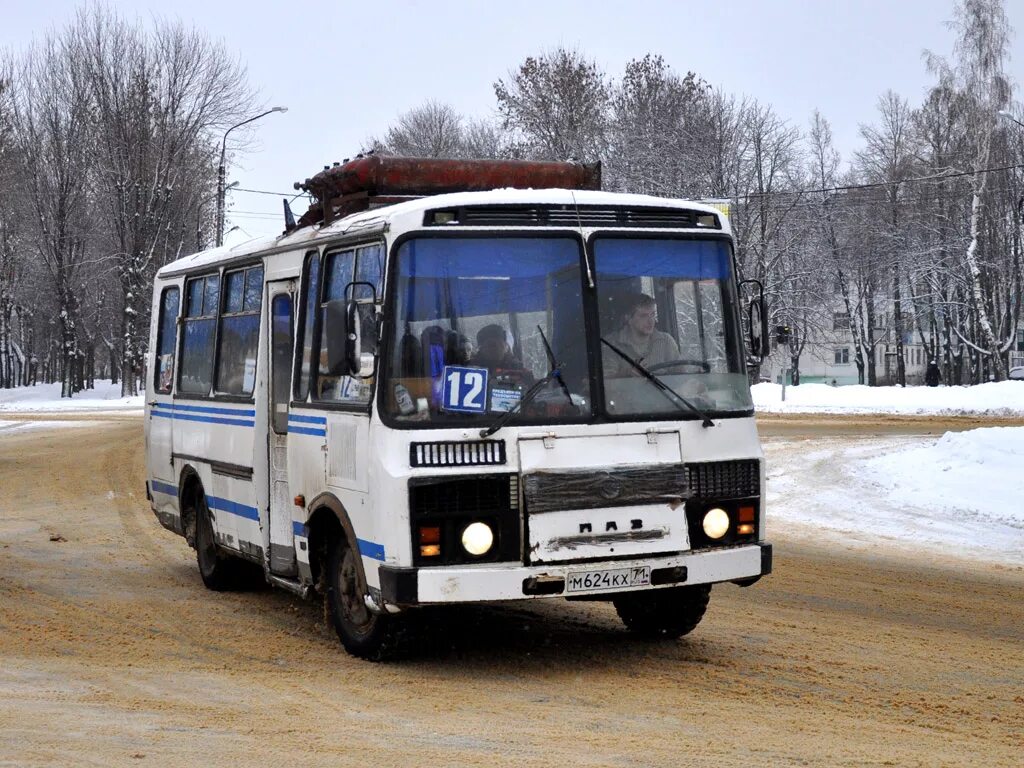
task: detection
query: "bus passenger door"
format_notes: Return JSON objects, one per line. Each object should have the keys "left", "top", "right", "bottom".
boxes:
{"left": 267, "top": 284, "right": 297, "bottom": 576}
{"left": 147, "top": 284, "right": 180, "bottom": 490}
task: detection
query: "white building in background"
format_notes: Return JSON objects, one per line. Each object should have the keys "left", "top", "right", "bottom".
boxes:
{"left": 762, "top": 304, "right": 931, "bottom": 387}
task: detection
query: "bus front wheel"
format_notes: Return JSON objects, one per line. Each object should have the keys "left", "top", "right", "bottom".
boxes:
{"left": 613, "top": 584, "right": 712, "bottom": 639}
{"left": 325, "top": 536, "right": 409, "bottom": 661}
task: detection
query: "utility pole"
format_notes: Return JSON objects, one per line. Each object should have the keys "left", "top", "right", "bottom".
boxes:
{"left": 216, "top": 107, "right": 288, "bottom": 246}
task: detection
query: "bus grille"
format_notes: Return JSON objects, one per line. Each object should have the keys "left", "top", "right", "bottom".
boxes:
{"left": 685, "top": 460, "right": 760, "bottom": 500}
{"left": 409, "top": 440, "right": 506, "bottom": 468}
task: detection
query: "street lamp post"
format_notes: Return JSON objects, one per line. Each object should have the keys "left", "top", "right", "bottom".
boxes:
{"left": 216, "top": 106, "right": 288, "bottom": 247}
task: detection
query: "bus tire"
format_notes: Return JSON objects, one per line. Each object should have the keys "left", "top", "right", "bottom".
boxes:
{"left": 325, "top": 536, "right": 409, "bottom": 661}
{"left": 194, "top": 492, "right": 243, "bottom": 591}
{"left": 613, "top": 584, "right": 712, "bottom": 639}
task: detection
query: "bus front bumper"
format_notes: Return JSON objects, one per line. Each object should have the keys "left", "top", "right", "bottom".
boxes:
{"left": 379, "top": 543, "right": 772, "bottom": 606}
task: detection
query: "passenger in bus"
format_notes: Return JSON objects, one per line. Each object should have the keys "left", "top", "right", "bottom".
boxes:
{"left": 470, "top": 324, "right": 525, "bottom": 373}
{"left": 603, "top": 293, "right": 680, "bottom": 376}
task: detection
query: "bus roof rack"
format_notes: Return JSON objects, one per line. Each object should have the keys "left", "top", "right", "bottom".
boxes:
{"left": 293, "top": 155, "right": 602, "bottom": 228}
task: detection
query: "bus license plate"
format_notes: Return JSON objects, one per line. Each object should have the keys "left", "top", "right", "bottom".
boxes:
{"left": 565, "top": 566, "right": 651, "bottom": 593}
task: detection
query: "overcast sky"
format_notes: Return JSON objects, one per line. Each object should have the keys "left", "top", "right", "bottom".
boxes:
{"left": 5, "top": 0, "right": 1023, "bottom": 238}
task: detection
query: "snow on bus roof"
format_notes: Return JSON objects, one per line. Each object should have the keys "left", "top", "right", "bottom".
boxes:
{"left": 157, "top": 188, "right": 727, "bottom": 277}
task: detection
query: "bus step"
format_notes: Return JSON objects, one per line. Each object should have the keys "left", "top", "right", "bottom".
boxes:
{"left": 267, "top": 573, "right": 311, "bottom": 599}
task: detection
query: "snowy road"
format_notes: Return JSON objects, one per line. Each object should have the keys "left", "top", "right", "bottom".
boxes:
{"left": 0, "top": 416, "right": 1021, "bottom": 767}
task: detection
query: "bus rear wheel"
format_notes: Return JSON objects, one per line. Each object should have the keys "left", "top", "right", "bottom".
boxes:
{"left": 325, "top": 536, "right": 409, "bottom": 661}
{"left": 613, "top": 584, "right": 712, "bottom": 639}
{"left": 195, "top": 493, "right": 249, "bottom": 591}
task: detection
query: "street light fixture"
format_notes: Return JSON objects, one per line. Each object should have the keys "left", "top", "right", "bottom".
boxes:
{"left": 216, "top": 106, "right": 288, "bottom": 247}
{"left": 998, "top": 110, "right": 1024, "bottom": 131}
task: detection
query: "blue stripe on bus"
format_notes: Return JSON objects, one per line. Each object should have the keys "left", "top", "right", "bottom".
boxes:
{"left": 290, "top": 521, "right": 381, "bottom": 561}
{"left": 288, "top": 414, "right": 328, "bottom": 425}
{"left": 288, "top": 425, "right": 327, "bottom": 437}
{"left": 357, "top": 539, "right": 386, "bottom": 561}
{"left": 153, "top": 402, "right": 256, "bottom": 417}
{"left": 206, "top": 494, "right": 260, "bottom": 521}
{"left": 152, "top": 411, "right": 254, "bottom": 427}
{"left": 151, "top": 480, "right": 178, "bottom": 497}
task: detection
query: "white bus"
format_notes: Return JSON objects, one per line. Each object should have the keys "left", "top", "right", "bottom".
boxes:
{"left": 145, "top": 157, "right": 772, "bottom": 660}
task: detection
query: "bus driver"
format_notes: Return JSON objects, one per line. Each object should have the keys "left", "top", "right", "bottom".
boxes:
{"left": 603, "top": 293, "right": 680, "bottom": 376}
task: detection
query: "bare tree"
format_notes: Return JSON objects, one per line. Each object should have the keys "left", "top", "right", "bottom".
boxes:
{"left": 856, "top": 91, "right": 920, "bottom": 385}
{"left": 927, "top": 0, "right": 1015, "bottom": 379}
{"left": 494, "top": 48, "right": 609, "bottom": 162}
{"left": 74, "top": 7, "right": 257, "bottom": 395}
{"left": 372, "top": 101, "right": 467, "bottom": 158}
{"left": 10, "top": 33, "right": 95, "bottom": 397}
{"left": 606, "top": 55, "right": 709, "bottom": 196}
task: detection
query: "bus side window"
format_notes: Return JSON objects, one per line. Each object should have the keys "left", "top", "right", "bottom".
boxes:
{"left": 154, "top": 286, "right": 180, "bottom": 394}
{"left": 354, "top": 243, "right": 384, "bottom": 300}
{"left": 215, "top": 265, "right": 263, "bottom": 396}
{"left": 179, "top": 274, "right": 219, "bottom": 395}
{"left": 316, "top": 248, "right": 358, "bottom": 402}
{"left": 294, "top": 251, "right": 321, "bottom": 402}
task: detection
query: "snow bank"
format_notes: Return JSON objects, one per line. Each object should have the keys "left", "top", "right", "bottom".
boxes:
{"left": 0, "top": 381, "right": 144, "bottom": 413}
{"left": 766, "top": 427, "right": 1024, "bottom": 565}
{"left": 753, "top": 380, "right": 1024, "bottom": 417}
{"left": 857, "top": 427, "right": 1024, "bottom": 543}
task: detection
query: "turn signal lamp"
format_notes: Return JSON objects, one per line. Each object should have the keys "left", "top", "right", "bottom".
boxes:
{"left": 461, "top": 522, "right": 494, "bottom": 556}
{"left": 737, "top": 523, "right": 756, "bottom": 536}
{"left": 738, "top": 506, "right": 756, "bottom": 523}
{"left": 702, "top": 508, "right": 730, "bottom": 540}
{"left": 419, "top": 526, "right": 441, "bottom": 558}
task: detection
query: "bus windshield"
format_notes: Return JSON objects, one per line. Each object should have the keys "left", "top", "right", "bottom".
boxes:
{"left": 595, "top": 236, "right": 751, "bottom": 417}
{"left": 383, "top": 234, "right": 752, "bottom": 426}
{"left": 385, "top": 237, "right": 591, "bottom": 425}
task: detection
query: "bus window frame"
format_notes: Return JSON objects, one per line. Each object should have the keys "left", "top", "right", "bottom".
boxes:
{"left": 377, "top": 228, "right": 596, "bottom": 431}
{"left": 173, "top": 258, "right": 265, "bottom": 404}
{"left": 213, "top": 263, "right": 265, "bottom": 397}
{"left": 585, "top": 230, "right": 752, "bottom": 423}
{"left": 291, "top": 239, "right": 386, "bottom": 414}
{"left": 154, "top": 285, "right": 181, "bottom": 395}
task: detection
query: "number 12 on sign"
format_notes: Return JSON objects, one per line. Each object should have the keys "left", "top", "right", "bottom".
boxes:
{"left": 442, "top": 366, "right": 488, "bottom": 413}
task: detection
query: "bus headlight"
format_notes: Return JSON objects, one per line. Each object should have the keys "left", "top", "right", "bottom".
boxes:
{"left": 702, "top": 508, "right": 730, "bottom": 540}
{"left": 461, "top": 522, "right": 494, "bottom": 556}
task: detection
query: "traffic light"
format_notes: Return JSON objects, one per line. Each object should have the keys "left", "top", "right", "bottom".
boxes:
{"left": 775, "top": 325, "right": 792, "bottom": 345}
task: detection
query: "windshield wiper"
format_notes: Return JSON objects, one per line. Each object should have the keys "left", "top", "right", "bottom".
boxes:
{"left": 537, "top": 326, "right": 574, "bottom": 407}
{"left": 600, "top": 337, "right": 715, "bottom": 428}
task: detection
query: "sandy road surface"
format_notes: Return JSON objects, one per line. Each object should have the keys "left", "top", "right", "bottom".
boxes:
{"left": 1, "top": 417, "right": 1022, "bottom": 767}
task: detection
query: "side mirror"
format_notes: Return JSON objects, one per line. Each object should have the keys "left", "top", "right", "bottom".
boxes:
{"left": 740, "top": 279, "right": 770, "bottom": 360}
{"left": 325, "top": 299, "right": 359, "bottom": 376}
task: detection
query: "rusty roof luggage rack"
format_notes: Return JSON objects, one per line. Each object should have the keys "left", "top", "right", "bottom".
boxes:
{"left": 293, "top": 155, "right": 601, "bottom": 228}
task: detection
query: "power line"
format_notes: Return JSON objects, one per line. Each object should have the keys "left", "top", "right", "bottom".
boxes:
{"left": 735, "top": 162, "right": 1024, "bottom": 201}
{"left": 234, "top": 187, "right": 308, "bottom": 197}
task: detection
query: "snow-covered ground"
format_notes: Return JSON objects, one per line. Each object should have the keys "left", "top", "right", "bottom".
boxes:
{"left": 0, "top": 419, "right": 98, "bottom": 434}
{"left": 753, "top": 380, "right": 1024, "bottom": 416}
{"left": 766, "top": 426, "right": 1024, "bottom": 565}
{"left": 0, "top": 381, "right": 144, "bottom": 413}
